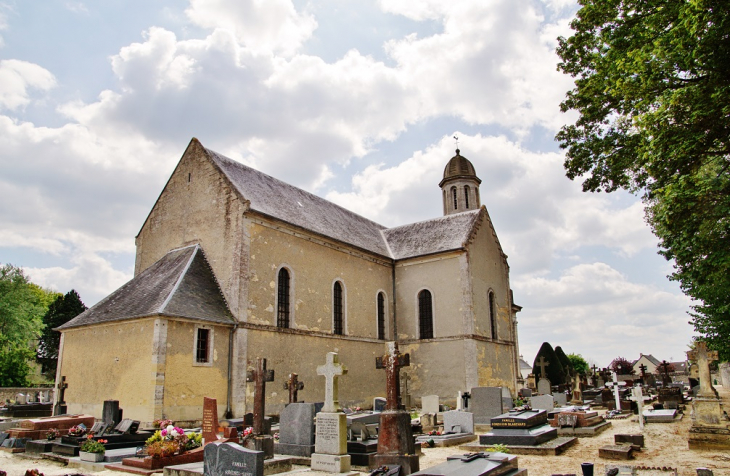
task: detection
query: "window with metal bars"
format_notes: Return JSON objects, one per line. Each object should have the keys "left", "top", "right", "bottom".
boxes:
{"left": 464, "top": 185, "right": 470, "bottom": 208}
{"left": 377, "top": 292, "right": 385, "bottom": 340}
{"left": 277, "top": 268, "right": 290, "bottom": 328}
{"left": 195, "top": 328, "right": 210, "bottom": 363}
{"left": 451, "top": 187, "right": 458, "bottom": 210}
{"left": 333, "top": 281, "right": 344, "bottom": 335}
{"left": 489, "top": 291, "right": 497, "bottom": 339}
{"left": 418, "top": 289, "right": 433, "bottom": 339}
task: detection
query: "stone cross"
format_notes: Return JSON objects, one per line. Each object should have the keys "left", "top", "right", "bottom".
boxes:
{"left": 607, "top": 371, "right": 626, "bottom": 411}
{"left": 317, "top": 352, "right": 347, "bottom": 413}
{"left": 246, "top": 358, "right": 275, "bottom": 436}
{"left": 284, "top": 373, "right": 304, "bottom": 403}
{"left": 58, "top": 376, "right": 68, "bottom": 404}
{"left": 687, "top": 341, "right": 719, "bottom": 398}
{"left": 629, "top": 385, "right": 645, "bottom": 431}
{"left": 657, "top": 360, "right": 673, "bottom": 386}
{"left": 376, "top": 342, "right": 411, "bottom": 411}
{"left": 400, "top": 371, "right": 412, "bottom": 409}
{"left": 536, "top": 356, "right": 550, "bottom": 379}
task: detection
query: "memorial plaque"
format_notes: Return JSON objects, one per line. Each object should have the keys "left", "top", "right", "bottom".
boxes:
{"left": 315, "top": 412, "right": 347, "bottom": 455}
{"left": 202, "top": 397, "right": 220, "bottom": 444}
{"left": 490, "top": 409, "right": 548, "bottom": 429}
{"left": 204, "top": 441, "right": 263, "bottom": 476}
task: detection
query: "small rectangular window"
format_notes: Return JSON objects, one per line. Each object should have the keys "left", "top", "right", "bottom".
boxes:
{"left": 196, "top": 328, "right": 210, "bottom": 363}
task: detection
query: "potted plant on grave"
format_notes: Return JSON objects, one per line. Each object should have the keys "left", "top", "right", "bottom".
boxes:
{"left": 67, "top": 424, "right": 86, "bottom": 437}
{"left": 46, "top": 428, "right": 59, "bottom": 441}
{"left": 79, "top": 434, "right": 107, "bottom": 462}
{"left": 144, "top": 424, "right": 203, "bottom": 458}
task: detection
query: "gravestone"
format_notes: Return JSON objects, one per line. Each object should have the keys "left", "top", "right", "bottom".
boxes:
{"left": 311, "top": 352, "right": 352, "bottom": 473}
{"left": 421, "top": 395, "right": 440, "bottom": 415}
{"left": 102, "top": 400, "right": 122, "bottom": 431}
{"left": 115, "top": 419, "right": 139, "bottom": 434}
{"left": 479, "top": 409, "right": 557, "bottom": 446}
{"left": 502, "top": 387, "right": 514, "bottom": 410}
{"left": 373, "top": 342, "right": 419, "bottom": 475}
{"left": 442, "top": 410, "right": 474, "bottom": 434}
{"left": 275, "top": 402, "right": 316, "bottom": 456}
{"left": 245, "top": 357, "right": 275, "bottom": 458}
{"left": 204, "top": 441, "right": 264, "bottom": 476}
{"left": 529, "top": 394, "right": 554, "bottom": 410}
{"left": 400, "top": 372, "right": 413, "bottom": 410}
{"left": 519, "top": 388, "right": 532, "bottom": 398}
{"left": 686, "top": 342, "right": 730, "bottom": 449}
{"left": 410, "top": 450, "right": 526, "bottom": 476}
{"left": 457, "top": 391, "right": 471, "bottom": 411}
{"left": 54, "top": 376, "right": 68, "bottom": 416}
{"left": 420, "top": 413, "right": 437, "bottom": 432}
{"left": 373, "top": 398, "right": 387, "bottom": 412}
{"left": 202, "top": 397, "right": 221, "bottom": 444}
{"left": 470, "top": 387, "right": 503, "bottom": 425}
{"left": 537, "top": 378, "right": 551, "bottom": 396}
{"left": 552, "top": 392, "right": 567, "bottom": 406}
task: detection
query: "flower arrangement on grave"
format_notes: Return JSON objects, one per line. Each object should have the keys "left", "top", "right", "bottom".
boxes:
{"left": 427, "top": 429, "right": 442, "bottom": 436}
{"left": 24, "top": 470, "right": 43, "bottom": 476}
{"left": 239, "top": 426, "right": 254, "bottom": 445}
{"left": 80, "top": 434, "right": 107, "bottom": 454}
{"left": 46, "top": 428, "right": 60, "bottom": 440}
{"left": 144, "top": 424, "right": 202, "bottom": 458}
{"left": 67, "top": 425, "right": 85, "bottom": 437}
{"left": 273, "top": 432, "right": 279, "bottom": 441}
{"left": 152, "top": 418, "right": 173, "bottom": 429}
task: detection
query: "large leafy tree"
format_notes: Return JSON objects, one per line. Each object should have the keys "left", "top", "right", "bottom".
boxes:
{"left": 556, "top": 0, "right": 730, "bottom": 360}
{"left": 0, "top": 264, "right": 59, "bottom": 386}
{"left": 37, "top": 290, "right": 87, "bottom": 379}
{"left": 567, "top": 353, "right": 590, "bottom": 376}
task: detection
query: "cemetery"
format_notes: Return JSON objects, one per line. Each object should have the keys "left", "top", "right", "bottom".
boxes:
{"left": 0, "top": 344, "right": 729, "bottom": 476}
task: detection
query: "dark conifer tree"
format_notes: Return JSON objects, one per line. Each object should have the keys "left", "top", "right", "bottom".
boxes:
{"left": 532, "top": 342, "right": 566, "bottom": 385}
{"left": 554, "top": 346, "right": 574, "bottom": 377}
{"left": 36, "top": 290, "right": 87, "bottom": 378}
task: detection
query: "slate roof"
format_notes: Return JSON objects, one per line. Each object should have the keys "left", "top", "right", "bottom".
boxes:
{"left": 633, "top": 353, "right": 661, "bottom": 367}
{"left": 382, "top": 209, "right": 482, "bottom": 260}
{"left": 206, "top": 148, "right": 390, "bottom": 256}
{"left": 58, "top": 245, "right": 235, "bottom": 330}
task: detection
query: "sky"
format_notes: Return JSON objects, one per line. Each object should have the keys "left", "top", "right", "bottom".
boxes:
{"left": 0, "top": 0, "right": 696, "bottom": 368}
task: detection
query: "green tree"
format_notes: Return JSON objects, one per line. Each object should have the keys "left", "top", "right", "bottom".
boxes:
{"left": 556, "top": 0, "right": 730, "bottom": 360}
{"left": 567, "top": 353, "right": 590, "bottom": 376}
{"left": 0, "top": 264, "right": 59, "bottom": 386}
{"left": 37, "top": 290, "right": 87, "bottom": 378}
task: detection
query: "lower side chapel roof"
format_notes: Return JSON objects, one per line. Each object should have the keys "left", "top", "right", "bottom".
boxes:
{"left": 58, "top": 245, "right": 235, "bottom": 330}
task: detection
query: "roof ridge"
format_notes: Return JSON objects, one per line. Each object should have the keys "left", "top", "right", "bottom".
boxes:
{"left": 159, "top": 244, "right": 199, "bottom": 313}
{"left": 384, "top": 209, "right": 481, "bottom": 233}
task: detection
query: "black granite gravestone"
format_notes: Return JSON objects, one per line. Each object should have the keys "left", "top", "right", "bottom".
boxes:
{"left": 479, "top": 409, "right": 557, "bottom": 446}
{"left": 411, "top": 451, "right": 526, "bottom": 476}
{"left": 204, "top": 441, "right": 264, "bottom": 476}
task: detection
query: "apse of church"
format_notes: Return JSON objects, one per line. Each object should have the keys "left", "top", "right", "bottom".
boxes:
{"left": 56, "top": 138, "right": 521, "bottom": 425}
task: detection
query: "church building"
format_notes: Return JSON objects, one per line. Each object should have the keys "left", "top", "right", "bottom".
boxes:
{"left": 57, "top": 138, "right": 522, "bottom": 425}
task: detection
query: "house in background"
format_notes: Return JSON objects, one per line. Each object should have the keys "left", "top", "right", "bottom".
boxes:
{"left": 632, "top": 353, "right": 661, "bottom": 375}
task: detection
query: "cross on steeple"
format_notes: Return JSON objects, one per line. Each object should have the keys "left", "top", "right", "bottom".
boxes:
{"left": 317, "top": 352, "right": 347, "bottom": 413}
{"left": 284, "top": 373, "right": 304, "bottom": 403}
{"left": 536, "top": 356, "right": 550, "bottom": 379}
{"left": 375, "top": 342, "right": 410, "bottom": 411}
{"left": 246, "top": 358, "right": 275, "bottom": 436}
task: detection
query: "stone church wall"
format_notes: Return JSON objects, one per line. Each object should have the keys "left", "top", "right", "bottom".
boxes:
{"left": 59, "top": 319, "right": 157, "bottom": 422}
{"left": 135, "top": 141, "right": 246, "bottom": 319}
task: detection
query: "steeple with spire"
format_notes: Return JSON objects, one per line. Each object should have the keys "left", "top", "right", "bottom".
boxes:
{"left": 439, "top": 148, "right": 482, "bottom": 215}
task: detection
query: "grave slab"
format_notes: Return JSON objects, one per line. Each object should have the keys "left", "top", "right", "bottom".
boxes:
{"left": 459, "top": 436, "right": 578, "bottom": 456}
{"left": 470, "top": 388, "right": 504, "bottom": 425}
{"left": 411, "top": 451, "right": 526, "bottom": 476}
{"left": 599, "top": 445, "right": 634, "bottom": 460}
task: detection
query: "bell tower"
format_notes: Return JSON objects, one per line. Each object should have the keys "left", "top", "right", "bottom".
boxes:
{"left": 439, "top": 149, "right": 482, "bottom": 215}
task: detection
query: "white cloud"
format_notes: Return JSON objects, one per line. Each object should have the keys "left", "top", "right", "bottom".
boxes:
{"left": 515, "top": 262, "right": 694, "bottom": 366}
{"left": 0, "top": 60, "right": 56, "bottom": 110}
{"left": 185, "top": 0, "right": 317, "bottom": 57}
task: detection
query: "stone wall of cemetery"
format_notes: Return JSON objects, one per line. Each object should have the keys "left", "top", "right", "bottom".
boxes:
{"left": 134, "top": 139, "right": 247, "bottom": 319}
{"left": 59, "top": 319, "right": 156, "bottom": 422}
{"left": 162, "top": 320, "right": 231, "bottom": 424}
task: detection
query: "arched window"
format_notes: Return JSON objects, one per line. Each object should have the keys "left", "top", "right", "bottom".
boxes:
{"left": 333, "top": 281, "right": 344, "bottom": 335}
{"left": 377, "top": 292, "right": 386, "bottom": 340}
{"left": 489, "top": 291, "right": 497, "bottom": 339}
{"left": 451, "top": 187, "right": 458, "bottom": 210}
{"left": 418, "top": 289, "right": 433, "bottom": 339}
{"left": 277, "top": 268, "right": 290, "bottom": 328}
{"left": 464, "top": 185, "right": 470, "bottom": 209}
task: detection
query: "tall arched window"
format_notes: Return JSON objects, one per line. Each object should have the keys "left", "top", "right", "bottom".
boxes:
{"left": 451, "top": 187, "right": 458, "bottom": 210}
{"left": 377, "top": 292, "right": 386, "bottom": 340}
{"left": 277, "top": 268, "right": 290, "bottom": 328}
{"left": 464, "top": 185, "right": 470, "bottom": 209}
{"left": 418, "top": 289, "right": 433, "bottom": 339}
{"left": 333, "top": 281, "right": 344, "bottom": 335}
{"left": 489, "top": 291, "right": 497, "bottom": 339}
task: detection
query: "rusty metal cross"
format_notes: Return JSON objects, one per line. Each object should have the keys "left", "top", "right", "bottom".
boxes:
{"left": 246, "top": 358, "right": 274, "bottom": 436}
{"left": 284, "top": 373, "right": 304, "bottom": 403}
{"left": 375, "top": 342, "right": 410, "bottom": 411}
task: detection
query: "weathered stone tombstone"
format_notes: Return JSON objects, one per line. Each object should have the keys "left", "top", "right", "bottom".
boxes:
{"left": 244, "top": 358, "right": 275, "bottom": 458}
{"left": 275, "top": 402, "right": 316, "bottom": 456}
{"left": 373, "top": 342, "right": 419, "bottom": 475}
{"left": 373, "top": 397, "right": 387, "bottom": 412}
{"left": 570, "top": 376, "right": 583, "bottom": 404}
{"left": 529, "top": 394, "right": 554, "bottom": 410}
{"left": 519, "top": 388, "right": 532, "bottom": 399}
{"left": 204, "top": 441, "right": 264, "bottom": 476}
{"left": 501, "top": 387, "right": 514, "bottom": 410}
{"left": 421, "top": 395, "right": 440, "bottom": 415}
{"left": 470, "top": 387, "right": 503, "bottom": 425}
{"left": 552, "top": 392, "right": 567, "bottom": 406}
{"left": 443, "top": 410, "right": 474, "bottom": 434}
{"left": 537, "top": 378, "right": 551, "bottom": 396}
{"left": 400, "top": 371, "right": 412, "bottom": 410}
{"left": 284, "top": 373, "right": 304, "bottom": 404}
{"left": 686, "top": 342, "right": 730, "bottom": 449}
{"left": 311, "top": 352, "right": 352, "bottom": 473}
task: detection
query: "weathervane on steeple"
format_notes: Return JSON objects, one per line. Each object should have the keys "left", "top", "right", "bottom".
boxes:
{"left": 453, "top": 135, "right": 460, "bottom": 154}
